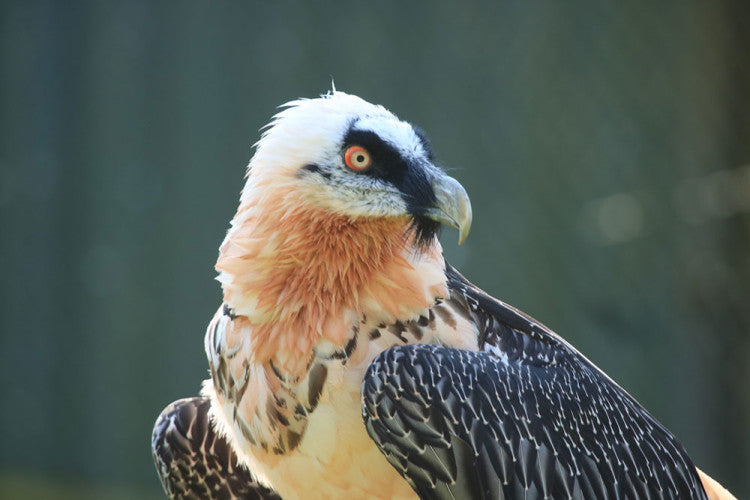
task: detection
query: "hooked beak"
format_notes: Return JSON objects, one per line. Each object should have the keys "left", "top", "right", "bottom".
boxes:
{"left": 424, "top": 174, "right": 472, "bottom": 245}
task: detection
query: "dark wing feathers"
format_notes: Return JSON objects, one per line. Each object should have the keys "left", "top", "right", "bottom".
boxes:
{"left": 152, "top": 397, "right": 281, "bottom": 500}
{"left": 362, "top": 263, "right": 707, "bottom": 499}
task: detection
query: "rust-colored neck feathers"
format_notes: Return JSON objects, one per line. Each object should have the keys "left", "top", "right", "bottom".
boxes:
{"left": 217, "top": 187, "right": 446, "bottom": 376}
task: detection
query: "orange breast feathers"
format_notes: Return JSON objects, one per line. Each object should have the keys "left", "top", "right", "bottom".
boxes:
{"left": 215, "top": 181, "right": 447, "bottom": 377}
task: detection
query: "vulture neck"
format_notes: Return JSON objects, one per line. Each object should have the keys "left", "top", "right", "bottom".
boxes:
{"left": 216, "top": 187, "right": 447, "bottom": 377}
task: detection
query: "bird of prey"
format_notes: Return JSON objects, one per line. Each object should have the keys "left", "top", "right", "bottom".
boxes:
{"left": 152, "top": 91, "right": 734, "bottom": 499}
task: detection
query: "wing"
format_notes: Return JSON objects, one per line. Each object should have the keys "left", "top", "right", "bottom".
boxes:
{"left": 152, "top": 397, "right": 281, "bottom": 500}
{"left": 361, "top": 263, "right": 708, "bottom": 500}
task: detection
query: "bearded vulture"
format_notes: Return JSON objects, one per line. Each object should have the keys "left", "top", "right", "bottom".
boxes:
{"left": 152, "top": 91, "right": 734, "bottom": 500}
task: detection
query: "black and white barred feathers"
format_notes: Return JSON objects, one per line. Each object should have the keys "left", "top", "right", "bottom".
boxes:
{"left": 361, "top": 264, "right": 707, "bottom": 499}
{"left": 152, "top": 397, "right": 281, "bottom": 499}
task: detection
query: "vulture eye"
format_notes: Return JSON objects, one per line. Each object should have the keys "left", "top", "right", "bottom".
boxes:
{"left": 344, "top": 145, "right": 372, "bottom": 171}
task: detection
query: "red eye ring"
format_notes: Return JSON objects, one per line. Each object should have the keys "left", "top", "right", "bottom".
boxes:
{"left": 344, "top": 145, "right": 372, "bottom": 171}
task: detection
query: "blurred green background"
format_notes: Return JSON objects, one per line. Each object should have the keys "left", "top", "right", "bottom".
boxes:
{"left": 1, "top": 1, "right": 748, "bottom": 498}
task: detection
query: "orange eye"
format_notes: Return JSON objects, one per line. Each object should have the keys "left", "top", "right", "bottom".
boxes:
{"left": 344, "top": 145, "right": 372, "bottom": 171}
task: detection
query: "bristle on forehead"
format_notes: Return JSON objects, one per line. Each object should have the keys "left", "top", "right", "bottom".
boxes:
{"left": 261, "top": 91, "right": 395, "bottom": 139}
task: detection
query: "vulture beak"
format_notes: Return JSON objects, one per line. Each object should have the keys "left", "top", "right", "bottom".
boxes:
{"left": 425, "top": 173, "right": 473, "bottom": 245}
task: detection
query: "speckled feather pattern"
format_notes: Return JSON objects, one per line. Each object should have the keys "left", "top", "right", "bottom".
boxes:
{"left": 361, "top": 266, "right": 708, "bottom": 500}
{"left": 152, "top": 397, "right": 280, "bottom": 499}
